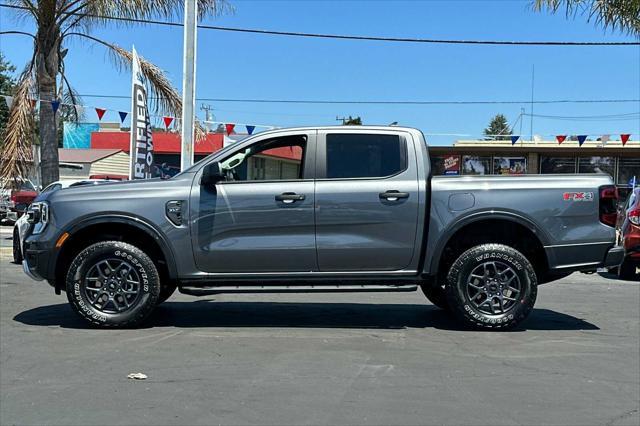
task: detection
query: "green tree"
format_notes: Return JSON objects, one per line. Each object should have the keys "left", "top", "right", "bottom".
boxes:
{"left": 1, "top": 0, "right": 230, "bottom": 186}
{"left": 483, "top": 114, "right": 512, "bottom": 140}
{"left": 344, "top": 115, "right": 362, "bottom": 125}
{"left": 0, "top": 52, "right": 17, "bottom": 144}
{"left": 533, "top": 1, "right": 640, "bottom": 36}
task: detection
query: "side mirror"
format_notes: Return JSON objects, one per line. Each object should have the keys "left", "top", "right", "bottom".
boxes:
{"left": 201, "top": 161, "right": 225, "bottom": 186}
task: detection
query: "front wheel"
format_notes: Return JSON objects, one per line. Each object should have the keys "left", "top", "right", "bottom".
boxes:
{"left": 65, "top": 241, "right": 161, "bottom": 328}
{"left": 446, "top": 244, "right": 537, "bottom": 330}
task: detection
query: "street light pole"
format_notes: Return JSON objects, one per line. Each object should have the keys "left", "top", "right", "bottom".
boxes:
{"left": 180, "top": 0, "right": 198, "bottom": 171}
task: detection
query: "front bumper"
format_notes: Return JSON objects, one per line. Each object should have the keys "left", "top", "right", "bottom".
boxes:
{"left": 22, "top": 259, "right": 44, "bottom": 281}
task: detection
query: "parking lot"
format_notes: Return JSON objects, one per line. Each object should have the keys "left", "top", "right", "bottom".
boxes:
{"left": 0, "top": 225, "right": 638, "bottom": 426}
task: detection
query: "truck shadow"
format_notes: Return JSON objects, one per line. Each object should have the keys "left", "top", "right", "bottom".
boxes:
{"left": 13, "top": 301, "right": 599, "bottom": 332}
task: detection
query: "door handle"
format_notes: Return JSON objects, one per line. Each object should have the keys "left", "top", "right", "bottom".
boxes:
{"left": 379, "top": 190, "right": 409, "bottom": 201}
{"left": 275, "top": 192, "right": 306, "bottom": 204}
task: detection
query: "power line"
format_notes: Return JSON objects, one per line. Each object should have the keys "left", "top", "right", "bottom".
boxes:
{"left": 1, "top": 3, "right": 638, "bottom": 46}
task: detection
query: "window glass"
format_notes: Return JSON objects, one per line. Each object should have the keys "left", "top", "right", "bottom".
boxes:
{"left": 540, "top": 157, "right": 576, "bottom": 174}
{"left": 220, "top": 135, "right": 306, "bottom": 182}
{"left": 462, "top": 156, "right": 491, "bottom": 175}
{"left": 578, "top": 157, "right": 615, "bottom": 178}
{"left": 493, "top": 157, "right": 527, "bottom": 175}
{"left": 41, "top": 183, "right": 61, "bottom": 193}
{"left": 326, "top": 134, "right": 406, "bottom": 179}
{"left": 618, "top": 157, "right": 640, "bottom": 186}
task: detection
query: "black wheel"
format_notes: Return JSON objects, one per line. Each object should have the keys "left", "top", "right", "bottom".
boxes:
{"left": 12, "top": 228, "right": 23, "bottom": 264}
{"left": 157, "top": 282, "right": 177, "bottom": 304}
{"left": 445, "top": 243, "right": 537, "bottom": 330}
{"left": 618, "top": 258, "right": 639, "bottom": 281}
{"left": 65, "top": 241, "right": 160, "bottom": 327}
{"left": 420, "top": 279, "right": 449, "bottom": 310}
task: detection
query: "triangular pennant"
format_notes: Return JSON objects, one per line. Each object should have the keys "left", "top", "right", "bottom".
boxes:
{"left": 30, "top": 99, "right": 38, "bottom": 109}
{"left": 246, "top": 125, "right": 256, "bottom": 135}
{"left": 510, "top": 135, "right": 520, "bottom": 145}
{"left": 2, "top": 95, "right": 13, "bottom": 109}
{"left": 95, "top": 108, "right": 107, "bottom": 120}
{"left": 51, "top": 100, "right": 60, "bottom": 114}
{"left": 600, "top": 134, "right": 610, "bottom": 147}
{"left": 225, "top": 123, "right": 235, "bottom": 135}
{"left": 163, "top": 116, "right": 174, "bottom": 129}
{"left": 118, "top": 111, "right": 128, "bottom": 123}
{"left": 621, "top": 134, "right": 631, "bottom": 146}
{"left": 556, "top": 135, "right": 567, "bottom": 145}
{"left": 577, "top": 135, "right": 587, "bottom": 146}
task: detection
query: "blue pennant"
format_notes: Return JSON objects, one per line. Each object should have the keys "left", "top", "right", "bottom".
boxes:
{"left": 246, "top": 125, "right": 256, "bottom": 135}
{"left": 118, "top": 111, "right": 128, "bottom": 123}
{"left": 50, "top": 100, "right": 60, "bottom": 114}
{"left": 511, "top": 135, "right": 520, "bottom": 145}
{"left": 577, "top": 135, "right": 588, "bottom": 146}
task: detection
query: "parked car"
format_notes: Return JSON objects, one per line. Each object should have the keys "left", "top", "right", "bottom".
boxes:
{"left": 617, "top": 188, "right": 640, "bottom": 280}
{"left": 21, "top": 126, "right": 623, "bottom": 329}
{"left": 0, "top": 178, "right": 38, "bottom": 224}
{"left": 12, "top": 179, "right": 109, "bottom": 263}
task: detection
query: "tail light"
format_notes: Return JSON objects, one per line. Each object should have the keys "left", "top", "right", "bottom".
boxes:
{"left": 629, "top": 208, "right": 640, "bottom": 226}
{"left": 599, "top": 185, "right": 618, "bottom": 227}
{"left": 10, "top": 190, "right": 17, "bottom": 202}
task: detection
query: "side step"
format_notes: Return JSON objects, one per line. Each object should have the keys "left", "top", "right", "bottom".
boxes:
{"left": 179, "top": 284, "right": 419, "bottom": 296}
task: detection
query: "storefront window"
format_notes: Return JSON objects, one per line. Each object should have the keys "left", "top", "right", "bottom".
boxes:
{"left": 493, "top": 157, "right": 527, "bottom": 175}
{"left": 578, "top": 157, "right": 615, "bottom": 179}
{"left": 540, "top": 156, "right": 576, "bottom": 174}
{"left": 462, "top": 156, "right": 492, "bottom": 175}
{"left": 618, "top": 157, "right": 640, "bottom": 186}
{"left": 431, "top": 155, "right": 460, "bottom": 175}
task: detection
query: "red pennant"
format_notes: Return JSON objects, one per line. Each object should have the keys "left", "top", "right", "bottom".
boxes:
{"left": 225, "top": 123, "right": 235, "bottom": 135}
{"left": 556, "top": 135, "right": 567, "bottom": 144}
{"left": 163, "top": 116, "right": 174, "bottom": 129}
{"left": 621, "top": 134, "right": 631, "bottom": 146}
{"left": 95, "top": 108, "right": 107, "bottom": 120}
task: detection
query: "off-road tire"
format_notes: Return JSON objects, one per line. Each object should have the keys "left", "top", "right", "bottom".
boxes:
{"left": 618, "top": 258, "right": 639, "bottom": 281}
{"left": 12, "top": 228, "right": 23, "bottom": 264}
{"left": 420, "top": 279, "right": 449, "bottom": 310}
{"left": 158, "top": 283, "right": 177, "bottom": 304}
{"left": 445, "top": 243, "right": 537, "bottom": 330}
{"left": 65, "top": 241, "right": 160, "bottom": 328}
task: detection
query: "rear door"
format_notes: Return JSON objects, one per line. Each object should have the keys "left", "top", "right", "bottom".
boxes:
{"left": 314, "top": 130, "right": 420, "bottom": 271}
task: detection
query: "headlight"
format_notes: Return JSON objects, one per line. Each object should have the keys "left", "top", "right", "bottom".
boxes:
{"left": 28, "top": 202, "right": 49, "bottom": 234}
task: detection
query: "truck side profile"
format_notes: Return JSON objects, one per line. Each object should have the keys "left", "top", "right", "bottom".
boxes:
{"left": 22, "top": 126, "right": 624, "bottom": 329}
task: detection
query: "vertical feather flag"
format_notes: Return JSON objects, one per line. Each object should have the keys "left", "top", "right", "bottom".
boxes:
{"left": 50, "top": 100, "right": 60, "bottom": 114}
{"left": 225, "top": 123, "right": 235, "bottom": 135}
{"left": 621, "top": 134, "right": 631, "bottom": 146}
{"left": 577, "top": 135, "right": 587, "bottom": 147}
{"left": 246, "top": 125, "right": 256, "bottom": 135}
{"left": 95, "top": 108, "right": 107, "bottom": 120}
{"left": 510, "top": 135, "right": 520, "bottom": 145}
{"left": 163, "top": 116, "right": 174, "bottom": 129}
{"left": 118, "top": 111, "right": 128, "bottom": 123}
{"left": 556, "top": 135, "right": 567, "bottom": 144}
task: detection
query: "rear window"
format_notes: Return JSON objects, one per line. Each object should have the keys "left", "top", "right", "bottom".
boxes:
{"left": 326, "top": 134, "right": 406, "bottom": 179}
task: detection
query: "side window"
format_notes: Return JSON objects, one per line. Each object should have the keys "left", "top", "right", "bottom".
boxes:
{"left": 326, "top": 134, "right": 406, "bottom": 179}
{"left": 220, "top": 135, "right": 307, "bottom": 182}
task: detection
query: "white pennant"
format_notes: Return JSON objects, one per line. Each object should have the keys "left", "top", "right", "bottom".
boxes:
{"left": 2, "top": 95, "right": 13, "bottom": 109}
{"left": 600, "top": 134, "right": 610, "bottom": 147}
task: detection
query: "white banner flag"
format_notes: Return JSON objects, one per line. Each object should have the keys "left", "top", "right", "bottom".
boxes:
{"left": 129, "top": 46, "right": 154, "bottom": 180}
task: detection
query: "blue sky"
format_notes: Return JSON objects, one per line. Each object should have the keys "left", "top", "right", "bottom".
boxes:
{"left": 1, "top": 0, "right": 639, "bottom": 145}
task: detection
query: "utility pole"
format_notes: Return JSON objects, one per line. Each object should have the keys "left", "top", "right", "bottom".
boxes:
{"left": 529, "top": 64, "right": 535, "bottom": 142}
{"left": 200, "top": 104, "right": 214, "bottom": 132}
{"left": 336, "top": 116, "right": 346, "bottom": 125}
{"left": 180, "top": 0, "right": 198, "bottom": 171}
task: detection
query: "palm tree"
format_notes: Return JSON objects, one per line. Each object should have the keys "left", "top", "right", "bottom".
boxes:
{"left": 533, "top": 1, "right": 640, "bottom": 36}
{"left": 1, "top": 0, "right": 229, "bottom": 186}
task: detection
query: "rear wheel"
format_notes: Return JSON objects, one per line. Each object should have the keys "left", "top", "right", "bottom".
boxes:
{"left": 618, "top": 258, "right": 639, "bottom": 281}
{"left": 12, "top": 228, "right": 23, "bottom": 264}
{"left": 65, "top": 241, "right": 160, "bottom": 327}
{"left": 445, "top": 243, "right": 537, "bottom": 330}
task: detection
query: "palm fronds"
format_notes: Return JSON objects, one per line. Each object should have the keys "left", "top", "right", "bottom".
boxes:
{"left": 0, "top": 68, "right": 35, "bottom": 186}
{"left": 533, "top": 0, "right": 640, "bottom": 36}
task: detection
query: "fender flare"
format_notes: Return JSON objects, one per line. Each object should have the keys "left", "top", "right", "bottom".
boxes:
{"left": 50, "top": 213, "right": 178, "bottom": 282}
{"left": 426, "top": 210, "right": 551, "bottom": 275}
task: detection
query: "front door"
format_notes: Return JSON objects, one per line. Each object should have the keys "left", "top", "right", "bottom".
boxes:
{"left": 314, "top": 130, "right": 421, "bottom": 272}
{"left": 191, "top": 131, "right": 317, "bottom": 273}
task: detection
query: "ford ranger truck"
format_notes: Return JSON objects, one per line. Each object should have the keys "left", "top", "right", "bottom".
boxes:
{"left": 22, "top": 126, "right": 624, "bottom": 329}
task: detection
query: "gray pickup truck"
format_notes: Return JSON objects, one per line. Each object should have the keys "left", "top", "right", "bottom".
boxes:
{"left": 22, "top": 126, "right": 623, "bottom": 329}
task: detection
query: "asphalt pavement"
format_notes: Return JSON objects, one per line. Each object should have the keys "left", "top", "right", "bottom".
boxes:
{"left": 1, "top": 225, "right": 639, "bottom": 426}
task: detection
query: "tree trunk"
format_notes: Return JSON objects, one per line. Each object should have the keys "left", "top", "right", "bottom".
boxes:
{"left": 36, "top": 23, "right": 61, "bottom": 187}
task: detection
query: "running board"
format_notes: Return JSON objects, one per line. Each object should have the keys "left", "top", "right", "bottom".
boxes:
{"left": 178, "top": 284, "right": 418, "bottom": 296}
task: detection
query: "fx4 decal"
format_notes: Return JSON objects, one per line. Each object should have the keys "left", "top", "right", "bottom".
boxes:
{"left": 563, "top": 192, "right": 594, "bottom": 202}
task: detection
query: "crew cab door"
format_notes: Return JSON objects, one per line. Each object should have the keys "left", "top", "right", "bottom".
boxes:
{"left": 190, "top": 131, "right": 317, "bottom": 273}
{"left": 315, "top": 130, "right": 421, "bottom": 271}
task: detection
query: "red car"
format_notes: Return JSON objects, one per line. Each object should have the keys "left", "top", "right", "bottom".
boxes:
{"left": 617, "top": 188, "right": 640, "bottom": 280}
